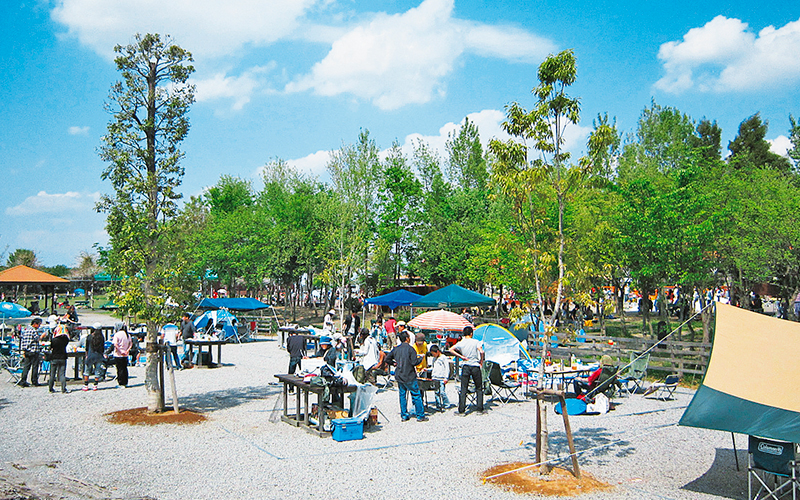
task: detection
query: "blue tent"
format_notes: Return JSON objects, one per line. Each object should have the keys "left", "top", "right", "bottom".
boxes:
{"left": 74, "top": 288, "right": 85, "bottom": 296}
{"left": 411, "top": 284, "right": 495, "bottom": 309}
{"left": 194, "top": 309, "right": 238, "bottom": 341}
{"left": 364, "top": 289, "right": 422, "bottom": 310}
{"left": 473, "top": 323, "right": 532, "bottom": 367}
{"left": 198, "top": 297, "right": 271, "bottom": 311}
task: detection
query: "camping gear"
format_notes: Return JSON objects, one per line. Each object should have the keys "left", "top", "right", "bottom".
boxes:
{"left": 680, "top": 303, "right": 800, "bottom": 443}
{"left": 193, "top": 309, "right": 239, "bottom": 342}
{"left": 197, "top": 297, "right": 271, "bottom": 311}
{"left": 555, "top": 398, "right": 588, "bottom": 416}
{"left": 486, "top": 360, "right": 522, "bottom": 403}
{"left": 473, "top": 323, "right": 532, "bottom": 366}
{"left": 748, "top": 435, "right": 798, "bottom": 500}
{"left": 331, "top": 416, "right": 364, "bottom": 441}
{"left": 411, "top": 284, "right": 495, "bottom": 309}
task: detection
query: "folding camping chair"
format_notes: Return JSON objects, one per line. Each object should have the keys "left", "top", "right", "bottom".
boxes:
{"left": 487, "top": 361, "right": 522, "bottom": 404}
{"left": 748, "top": 435, "right": 799, "bottom": 500}
{"left": 618, "top": 352, "right": 650, "bottom": 396}
{"left": 643, "top": 374, "right": 680, "bottom": 400}
{"left": 455, "top": 364, "right": 491, "bottom": 410}
{"left": 1, "top": 340, "right": 22, "bottom": 384}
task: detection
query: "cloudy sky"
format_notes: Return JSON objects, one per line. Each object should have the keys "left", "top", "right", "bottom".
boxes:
{"left": 2, "top": 0, "right": 799, "bottom": 266}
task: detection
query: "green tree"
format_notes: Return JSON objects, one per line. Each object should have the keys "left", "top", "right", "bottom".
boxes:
{"left": 446, "top": 117, "right": 488, "bottom": 190}
{"left": 96, "top": 33, "right": 195, "bottom": 412}
{"left": 7, "top": 248, "right": 38, "bottom": 268}
{"left": 376, "top": 142, "right": 422, "bottom": 287}
{"left": 489, "top": 49, "right": 585, "bottom": 473}
{"left": 728, "top": 114, "right": 791, "bottom": 172}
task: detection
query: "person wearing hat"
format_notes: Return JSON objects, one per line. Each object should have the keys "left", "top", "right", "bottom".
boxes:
{"left": 571, "top": 355, "right": 613, "bottom": 399}
{"left": 324, "top": 309, "right": 336, "bottom": 333}
{"left": 310, "top": 335, "right": 337, "bottom": 367}
{"left": 413, "top": 332, "right": 428, "bottom": 375}
{"left": 82, "top": 323, "right": 106, "bottom": 391}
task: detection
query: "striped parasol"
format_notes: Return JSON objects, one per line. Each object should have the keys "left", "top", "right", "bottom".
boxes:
{"left": 407, "top": 309, "right": 472, "bottom": 331}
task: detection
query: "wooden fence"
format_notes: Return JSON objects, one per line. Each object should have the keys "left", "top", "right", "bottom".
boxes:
{"left": 529, "top": 331, "right": 711, "bottom": 378}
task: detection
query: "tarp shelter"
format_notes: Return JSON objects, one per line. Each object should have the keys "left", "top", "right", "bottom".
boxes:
{"left": 0, "top": 265, "right": 70, "bottom": 313}
{"left": 197, "top": 297, "right": 271, "bottom": 311}
{"left": 194, "top": 309, "right": 238, "bottom": 341}
{"left": 411, "top": 284, "right": 495, "bottom": 309}
{"left": 680, "top": 303, "right": 800, "bottom": 442}
{"left": 474, "top": 323, "right": 532, "bottom": 366}
{"left": 364, "top": 289, "right": 422, "bottom": 310}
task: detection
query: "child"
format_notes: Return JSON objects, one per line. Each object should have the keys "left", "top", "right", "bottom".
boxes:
{"left": 429, "top": 344, "right": 452, "bottom": 411}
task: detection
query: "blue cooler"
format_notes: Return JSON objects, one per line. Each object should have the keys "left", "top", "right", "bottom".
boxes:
{"left": 331, "top": 416, "right": 364, "bottom": 442}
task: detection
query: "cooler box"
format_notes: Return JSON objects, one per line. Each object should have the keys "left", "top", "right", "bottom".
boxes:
{"left": 331, "top": 416, "right": 364, "bottom": 442}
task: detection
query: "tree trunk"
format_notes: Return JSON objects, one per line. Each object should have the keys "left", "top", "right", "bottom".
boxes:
{"left": 145, "top": 320, "right": 164, "bottom": 412}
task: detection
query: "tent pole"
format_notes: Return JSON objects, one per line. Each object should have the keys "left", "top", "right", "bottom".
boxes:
{"left": 731, "top": 432, "right": 739, "bottom": 471}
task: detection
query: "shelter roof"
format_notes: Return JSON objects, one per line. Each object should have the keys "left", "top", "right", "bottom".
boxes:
{"left": 0, "top": 265, "right": 70, "bottom": 284}
{"left": 411, "top": 284, "right": 495, "bottom": 308}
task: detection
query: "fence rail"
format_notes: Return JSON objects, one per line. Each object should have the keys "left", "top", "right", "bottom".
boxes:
{"left": 528, "top": 332, "right": 711, "bottom": 377}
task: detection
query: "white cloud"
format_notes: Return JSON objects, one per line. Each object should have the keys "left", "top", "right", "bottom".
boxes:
{"left": 287, "top": 150, "right": 332, "bottom": 178}
{"left": 50, "top": 0, "right": 317, "bottom": 59}
{"left": 68, "top": 126, "right": 89, "bottom": 135}
{"left": 192, "top": 64, "right": 275, "bottom": 111}
{"left": 655, "top": 15, "right": 800, "bottom": 93}
{"left": 769, "top": 135, "right": 793, "bottom": 157}
{"left": 285, "top": 0, "right": 555, "bottom": 110}
{"left": 5, "top": 191, "right": 101, "bottom": 216}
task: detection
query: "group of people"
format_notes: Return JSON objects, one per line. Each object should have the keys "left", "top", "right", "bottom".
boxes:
{"left": 15, "top": 316, "right": 136, "bottom": 392}
{"left": 287, "top": 319, "right": 488, "bottom": 422}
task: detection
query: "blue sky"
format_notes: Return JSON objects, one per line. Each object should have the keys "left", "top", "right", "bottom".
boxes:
{"left": 2, "top": 0, "right": 799, "bottom": 267}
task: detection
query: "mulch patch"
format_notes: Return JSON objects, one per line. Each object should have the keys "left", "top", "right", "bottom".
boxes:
{"left": 481, "top": 463, "right": 613, "bottom": 497}
{"left": 104, "top": 407, "right": 207, "bottom": 426}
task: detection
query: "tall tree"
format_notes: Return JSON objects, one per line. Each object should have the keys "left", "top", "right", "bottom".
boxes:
{"left": 728, "top": 114, "right": 791, "bottom": 172}
{"left": 7, "top": 249, "right": 38, "bottom": 268}
{"left": 489, "top": 49, "right": 585, "bottom": 473}
{"left": 97, "top": 33, "right": 195, "bottom": 412}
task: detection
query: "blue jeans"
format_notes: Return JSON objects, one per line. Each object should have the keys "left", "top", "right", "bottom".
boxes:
{"left": 433, "top": 378, "right": 450, "bottom": 408}
{"left": 398, "top": 379, "right": 425, "bottom": 420}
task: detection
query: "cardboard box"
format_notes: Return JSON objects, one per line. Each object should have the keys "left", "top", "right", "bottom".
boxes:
{"left": 327, "top": 408, "right": 348, "bottom": 420}
{"left": 331, "top": 417, "right": 364, "bottom": 442}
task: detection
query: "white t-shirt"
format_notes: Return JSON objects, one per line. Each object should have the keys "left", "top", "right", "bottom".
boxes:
{"left": 452, "top": 337, "right": 482, "bottom": 367}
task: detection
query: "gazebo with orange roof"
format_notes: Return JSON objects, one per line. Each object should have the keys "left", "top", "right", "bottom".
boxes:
{"left": 0, "top": 265, "right": 70, "bottom": 314}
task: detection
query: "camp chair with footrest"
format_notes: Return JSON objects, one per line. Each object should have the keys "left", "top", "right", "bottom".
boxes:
{"left": 748, "top": 435, "right": 798, "bottom": 500}
{"left": 643, "top": 374, "right": 680, "bottom": 400}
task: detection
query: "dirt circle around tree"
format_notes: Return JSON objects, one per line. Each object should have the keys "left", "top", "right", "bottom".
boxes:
{"left": 104, "top": 407, "right": 207, "bottom": 426}
{"left": 481, "top": 463, "right": 613, "bottom": 497}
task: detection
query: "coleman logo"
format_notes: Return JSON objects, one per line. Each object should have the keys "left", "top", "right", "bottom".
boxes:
{"left": 758, "top": 442, "right": 784, "bottom": 456}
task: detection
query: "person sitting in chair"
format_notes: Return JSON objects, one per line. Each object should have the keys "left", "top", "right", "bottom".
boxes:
{"left": 571, "top": 355, "right": 614, "bottom": 400}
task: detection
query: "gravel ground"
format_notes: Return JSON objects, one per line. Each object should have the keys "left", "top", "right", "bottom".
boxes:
{"left": 1, "top": 327, "right": 747, "bottom": 500}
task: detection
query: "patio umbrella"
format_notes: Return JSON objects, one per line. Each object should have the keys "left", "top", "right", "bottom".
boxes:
{"left": 0, "top": 302, "right": 31, "bottom": 319}
{"left": 407, "top": 309, "right": 472, "bottom": 331}
{"left": 0, "top": 302, "right": 31, "bottom": 332}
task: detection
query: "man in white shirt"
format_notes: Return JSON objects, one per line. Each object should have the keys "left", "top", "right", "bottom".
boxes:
{"left": 449, "top": 326, "right": 484, "bottom": 415}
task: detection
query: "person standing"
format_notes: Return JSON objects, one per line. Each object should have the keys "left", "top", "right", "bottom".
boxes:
{"left": 161, "top": 324, "right": 181, "bottom": 369}
{"left": 180, "top": 313, "right": 196, "bottom": 367}
{"left": 324, "top": 309, "right": 336, "bottom": 333}
{"left": 450, "top": 326, "right": 485, "bottom": 415}
{"left": 48, "top": 320, "right": 71, "bottom": 393}
{"left": 286, "top": 330, "right": 306, "bottom": 376}
{"left": 429, "top": 344, "right": 452, "bottom": 410}
{"left": 82, "top": 323, "right": 105, "bottom": 391}
{"left": 112, "top": 323, "right": 132, "bottom": 387}
{"left": 384, "top": 316, "right": 397, "bottom": 350}
{"left": 413, "top": 332, "right": 428, "bottom": 375}
{"left": 343, "top": 310, "right": 360, "bottom": 342}
{"left": 18, "top": 317, "right": 45, "bottom": 387}
{"left": 384, "top": 331, "right": 428, "bottom": 422}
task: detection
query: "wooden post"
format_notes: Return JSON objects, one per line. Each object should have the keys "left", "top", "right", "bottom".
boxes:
{"left": 558, "top": 394, "right": 581, "bottom": 479}
{"left": 166, "top": 346, "right": 180, "bottom": 414}
{"left": 158, "top": 345, "right": 165, "bottom": 411}
{"left": 535, "top": 396, "right": 542, "bottom": 464}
